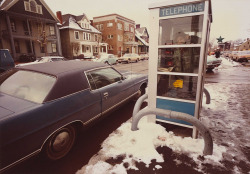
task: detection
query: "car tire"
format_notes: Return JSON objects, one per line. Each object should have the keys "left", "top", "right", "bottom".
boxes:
{"left": 128, "top": 59, "right": 131, "bottom": 64}
{"left": 44, "top": 125, "right": 76, "bottom": 160}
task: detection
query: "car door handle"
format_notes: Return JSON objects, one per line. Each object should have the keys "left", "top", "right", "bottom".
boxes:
{"left": 103, "top": 92, "right": 109, "bottom": 99}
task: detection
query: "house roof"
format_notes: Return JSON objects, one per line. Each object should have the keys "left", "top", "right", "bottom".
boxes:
{"left": 60, "top": 14, "right": 101, "bottom": 34}
{"left": 135, "top": 31, "right": 149, "bottom": 46}
{"left": 135, "top": 27, "right": 149, "bottom": 38}
{"left": 0, "top": 0, "right": 59, "bottom": 22}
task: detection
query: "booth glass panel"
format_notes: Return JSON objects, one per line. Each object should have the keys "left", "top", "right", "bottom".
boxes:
{"left": 157, "top": 74, "right": 198, "bottom": 101}
{"left": 158, "top": 47, "right": 200, "bottom": 73}
{"left": 159, "top": 15, "right": 203, "bottom": 45}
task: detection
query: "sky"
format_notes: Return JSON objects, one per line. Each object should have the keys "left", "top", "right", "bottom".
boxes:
{"left": 44, "top": 0, "right": 250, "bottom": 43}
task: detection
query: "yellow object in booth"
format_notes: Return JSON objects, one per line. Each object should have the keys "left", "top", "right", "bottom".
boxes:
{"left": 173, "top": 79, "right": 183, "bottom": 88}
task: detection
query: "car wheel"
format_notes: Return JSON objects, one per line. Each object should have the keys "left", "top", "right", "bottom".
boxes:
{"left": 104, "top": 61, "right": 108, "bottom": 64}
{"left": 206, "top": 68, "right": 213, "bottom": 72}
{"left": 128, "top": 59, "right": 131, "bottom": 64}
{"left": 44, "top": 125, "right": 76, "bottom": 160}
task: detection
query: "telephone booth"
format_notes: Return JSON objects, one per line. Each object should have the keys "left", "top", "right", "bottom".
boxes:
{"left": 148, "top": 0, "right": 212, "bottom": 137}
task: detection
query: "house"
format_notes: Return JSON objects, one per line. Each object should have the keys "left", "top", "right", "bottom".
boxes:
{"left": 238, "top": 38, "right": 250, "bottom": 51}
{"left": 57, "top": 12, "right": 107, "bottom": 59}
{"left": 135, "top": 24, "right": 149, "bottom": 55}
{"left": 0, "top": 0, "right": 62, "bottom": 61}
{"left": 93, "top": 14, "right": 138, "bottom": 57}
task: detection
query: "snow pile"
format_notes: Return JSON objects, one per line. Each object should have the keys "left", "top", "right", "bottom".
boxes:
{"left": 76, "top": 118, "right": 226, "bottom": 174}
{"left": 218, "top": 58, "right": 241, "bottom": 69}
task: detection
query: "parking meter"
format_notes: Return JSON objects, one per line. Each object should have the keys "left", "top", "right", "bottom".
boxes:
{"left": 148, "top": 0, "right": 212, "bottom": 138}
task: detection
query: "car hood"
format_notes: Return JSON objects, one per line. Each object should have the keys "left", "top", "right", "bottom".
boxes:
{"left": 0, "top": 92, "right": 38, "bottom": 120}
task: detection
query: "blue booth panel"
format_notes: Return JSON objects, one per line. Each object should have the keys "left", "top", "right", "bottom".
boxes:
{"left": 156, "top": 98, "right": 195, "bottom": 126}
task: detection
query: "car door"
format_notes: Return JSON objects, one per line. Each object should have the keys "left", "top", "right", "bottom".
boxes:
{"left": 86, "top": 67, "right": 131, "bottom": 115}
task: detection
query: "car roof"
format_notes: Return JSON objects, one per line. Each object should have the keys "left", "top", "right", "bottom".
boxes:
{"left": 15, "top": 60, "right": 110, "bottom": 102}
{"left": 16, "top": 60, "right": 108, "bottom": 76}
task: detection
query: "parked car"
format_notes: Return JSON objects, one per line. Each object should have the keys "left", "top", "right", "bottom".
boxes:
{"left": 19, "top": 54, "right": 36, "bottom": 62}
{"left": 118, "top": 53, "right": 140, "bottom": 63}
{"left": 230, "top": 51, "right": 238, "bottom": 60}
{"left": 233, "top": 51, "right": 250, "bottom": 62}
{"left": 139, "top": 54, "right": 149, "bottom": 60}
{"left": 16, "top": 56, "right": 67, "bottom": 67}
{"left": 0, "top": 60, "right": 147, "bottom": 172}
{"left": 0, "top": 49, "right": 15, "bottom": 73}
{"left": 94, "top": 54, "right": 118, "bottom": 65}
{"left": 206, "top": 56, "right": 222, "bottom": 71}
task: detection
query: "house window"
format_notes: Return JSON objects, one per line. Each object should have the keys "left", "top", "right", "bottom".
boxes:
{"left": 30, "top": 0, "right": 36, "bottom": 12}
{"left": 107, "top": 35, "right": 113, "bottom": 39}
{"left": 51, "top": 43, "right": 57, "bottom": 53}
{"left": 14, "top": 40, "right": 20, "bottom": 53}
{"left": 10, "top": 19, "right": 16, "bottom": 32}
{"left": 130, "top": 27, "right": 134, "bottom": 33}
{"left": 83, "top": 32, "right": 86, "bottom": 40}
{"left": 24, "top": 1, "right": 30, "bottom": 11}
{"left": 107, "top": 22, "right": 113, "bottom": 27}
{"left": 37, "top": 5, "right": 42, "bottom": 14}
{"left": 94, "top": 34, "right": 98, "bottom": 42}
{"left": 88, "top": 33, "right": 91, "bottom": 40}
{"left": 26, "top": 40, "right": 32, "bottom": 53}
{"left": 94, "top": 47, "right": 98, "bottom": 53}
{"left": 108, "top": 45, "right": 113, "bottom": 50}
{"left": 100, "top": 24, "right": 103, "bottom": 31}
{"left": 49, "top": 26, "right": 55, "bottom": 35}
{"left": 118, "top": 35, "right": 123, "bottom": 41}
{"left": 117, "top": 23, "right": 122, "bottom": 30}
{"left": 124, "top": 23, "right": 129, "bottom": 31}
{"left": 85, "top": 33, "right": 91, "bottom": 41}
{"left": 74, "top": 31, "right": 79, "bottom": 40}
{"left": 24, "top": 0, "right": 43, "bottom": 14}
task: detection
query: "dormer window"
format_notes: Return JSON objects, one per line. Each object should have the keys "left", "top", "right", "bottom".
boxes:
{"left": 24, "top": 0, "right": 43, "bottom": 14}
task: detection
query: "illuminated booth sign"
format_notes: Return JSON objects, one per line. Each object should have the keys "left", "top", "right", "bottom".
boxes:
{"left": 160, "top": 2, "right": 205, "bottom": 17}
{"left": 148, "top": 0, "right": 212, "bottom": 137}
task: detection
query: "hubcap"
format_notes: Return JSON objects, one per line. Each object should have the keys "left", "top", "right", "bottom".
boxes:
{"left": 52, "top": 131, "right": 70, "bottom": 152}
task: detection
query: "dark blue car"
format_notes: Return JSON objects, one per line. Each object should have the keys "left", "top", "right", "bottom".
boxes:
{"left": 0, "top": 60, "right": 147, "bottom": 172}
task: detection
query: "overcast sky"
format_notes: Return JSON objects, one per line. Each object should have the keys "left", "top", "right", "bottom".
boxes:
{"left": 44, "top": 0, "right": 250, "bottom": 42}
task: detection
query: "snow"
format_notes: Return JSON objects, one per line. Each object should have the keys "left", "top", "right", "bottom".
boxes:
{"left": 76, "top": 57, "right": 250, "bottom": 174}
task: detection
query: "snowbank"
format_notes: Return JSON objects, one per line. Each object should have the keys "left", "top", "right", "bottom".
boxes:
{"left": 76, "top": 117, "right": 226, "bottom": 174}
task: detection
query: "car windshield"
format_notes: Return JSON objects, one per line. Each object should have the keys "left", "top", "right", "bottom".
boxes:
{"left": 38, "top": 58, "right": 50, "bottom": 62}
{"left": 123, "top": 54, "right": 131, "bottom": 57}
{"left": 0, "top": 70, "right": 56, "bottom": 103}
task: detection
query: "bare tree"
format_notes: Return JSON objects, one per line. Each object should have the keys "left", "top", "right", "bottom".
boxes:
{"left": 37, "top": 22, "right": 48, "bottom": 55}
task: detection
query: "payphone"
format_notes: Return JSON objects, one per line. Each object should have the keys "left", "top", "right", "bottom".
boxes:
{"left": 147, "top": 0, "right": 212, "bottom": 138}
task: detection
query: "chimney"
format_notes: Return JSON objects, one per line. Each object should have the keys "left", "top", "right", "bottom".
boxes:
{"left": 136, "top": 24, "right": 140, "bottom": 29}
{"left": 56, "top": 11, "right": 63, "bottom": 24}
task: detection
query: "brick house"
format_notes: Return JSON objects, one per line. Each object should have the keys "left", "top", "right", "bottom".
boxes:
{"left": 58, "top": 12, "right": 107, "bottom": 59}
{"left": 0, "top": 0, "right": 62, "bottom": 61}
{"left": 135, "top": 24, "right": 149, "bottom": 55}
{"left": 93, "top": 14, "right": 138, "bottom": 57}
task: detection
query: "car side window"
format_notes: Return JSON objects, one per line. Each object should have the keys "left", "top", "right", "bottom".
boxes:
{"left": 87, "top": 68, "right": 122, "bottom": 90}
